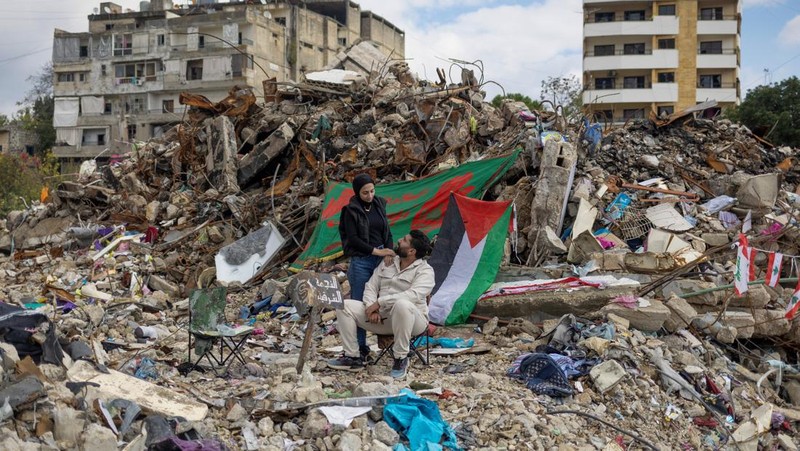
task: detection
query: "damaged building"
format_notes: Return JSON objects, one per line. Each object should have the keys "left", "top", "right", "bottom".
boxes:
{"left": 51, "top": 0, "right": 404, "bottom": 173}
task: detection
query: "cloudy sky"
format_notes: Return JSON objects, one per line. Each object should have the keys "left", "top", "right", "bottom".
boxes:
{"left": 1, "top": 0, "right": 799, "bottom": 117}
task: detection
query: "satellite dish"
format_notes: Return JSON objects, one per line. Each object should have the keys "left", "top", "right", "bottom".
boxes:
{"left": 103, "top": 6, "right": 112, "bottom": 13}
{"left": 263, "top": 11, "right": 271, "bottom": 19}
{"left": 93, "top": 7, "right": 99, "bottom": 14}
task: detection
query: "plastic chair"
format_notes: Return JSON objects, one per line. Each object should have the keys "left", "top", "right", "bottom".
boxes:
{"left": 187, "top": 286, "right": 253, "bottom": 377}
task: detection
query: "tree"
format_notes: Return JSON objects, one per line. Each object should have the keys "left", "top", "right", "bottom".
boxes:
{"left": 727, "top": 76, "right": 800, "bottom": 147}
{"left": 0, "top": 114, "right": 8, "bottom": 128}
{"left": 539, "top": 75, "right": 583, "bottom": 122}
{"left": 0, "top": 153, "right": 46, "bottom": 215}
{"left": 491, "top": 93, "right": 542, "bottom": 112}
{"left": 16, "top": 63, "right": 55, "bottom": 156}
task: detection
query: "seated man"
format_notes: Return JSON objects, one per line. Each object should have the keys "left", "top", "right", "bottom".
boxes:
{"left": 328, "top": 230, "right": 434, "bottom": 379}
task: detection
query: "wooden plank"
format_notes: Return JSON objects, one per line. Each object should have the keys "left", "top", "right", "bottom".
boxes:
{"left": 67, "top": 360, "right": 208, "bottom": 422}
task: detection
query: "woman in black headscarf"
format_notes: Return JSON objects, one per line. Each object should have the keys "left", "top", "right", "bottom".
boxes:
{"left": 338, "top": 173, "right": 394, "bottom": 359}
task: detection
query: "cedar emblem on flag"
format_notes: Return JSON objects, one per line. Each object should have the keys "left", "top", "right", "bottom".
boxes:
{"left": 733, "top": 234, "right": 750, "bottom": 296}
{"left": 786, "top": 278, "right": 800, "bottom": 320}
{"left": 766, "top": 252, "right": 783, "bottom": 288}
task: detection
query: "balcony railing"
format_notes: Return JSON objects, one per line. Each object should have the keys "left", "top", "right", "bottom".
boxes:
{"left": 698, "top": 14, "right": 736, "bottom": 21}
{"left": 585, "top": 49, "right": 653, "bottom": 57}
{"left": 585, "top": 16, "right": 652, "bottom": 24}
{"left": 697, "top": 49, "right": 736, "bottom": 55}
{"left": 594, "top": 80, "right": 653, "bottom": 90}
{"left": 697, "top": 82, "right": 736, "bottom": 89}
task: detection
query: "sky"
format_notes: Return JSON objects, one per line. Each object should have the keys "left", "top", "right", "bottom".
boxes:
{"left": 1, "top": 0, "right": 799, "bottom": 117}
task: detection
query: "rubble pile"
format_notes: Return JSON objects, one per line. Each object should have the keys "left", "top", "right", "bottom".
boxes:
{"left": 1, "top": 61, "right": 800, "bottom": 450}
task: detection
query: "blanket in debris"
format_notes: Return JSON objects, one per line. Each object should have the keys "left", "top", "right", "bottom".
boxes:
{"left": 290, "top": 150, "right": 520, "bottom": 271}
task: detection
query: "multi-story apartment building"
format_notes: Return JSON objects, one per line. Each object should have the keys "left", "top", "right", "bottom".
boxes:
{"left": 582, "top": 0, "right": 741, "bottom": 122}
{"left": 52, "top": 0, "right": 404, "bottom": 171}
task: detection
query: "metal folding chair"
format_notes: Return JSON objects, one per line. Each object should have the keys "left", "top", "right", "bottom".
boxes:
{"left": 372, "top": 323, "right": 435, "bottom": 366}
{"left": 187, "top": 286, "right": 253, "bottom": 377}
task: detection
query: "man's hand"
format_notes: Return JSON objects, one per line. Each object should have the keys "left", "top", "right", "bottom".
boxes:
{"left": 365, "top": 302, "right": 382, "bottom": 323}
{"left": 382, "top": 255, "right": 394, "bottom": 266}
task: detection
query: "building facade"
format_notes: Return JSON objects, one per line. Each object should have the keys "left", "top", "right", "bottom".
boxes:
{"left": 0, "top": 122, "right": 39, "bottom": 155}
{"left": 51, "top": 0, "right": 404, "bottom": 171}
{"left": 582, "top": 0, "right": 741, "bottom": 122}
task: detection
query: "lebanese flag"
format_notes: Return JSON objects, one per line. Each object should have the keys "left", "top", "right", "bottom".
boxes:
{"left": 786, "top": 278, "right": 800, "bottom": 320}
{"left": 749, "top": 247, "right": 757, "bottom": 281}
{"left": 766, "top": 252, "right": 783, "bottom": 287}
{"left": 428, "top": 193, "right": 513, "bottom": 325}
{"left": 734, "top": 234, "right": 750, "bottom": 296}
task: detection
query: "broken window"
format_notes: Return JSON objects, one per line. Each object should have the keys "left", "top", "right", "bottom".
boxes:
{"left": 699, "top": 74, "right": 722, "bottom": 88}
{"left": 157, "top": 34, "right": 165, "bottom": 46}
{"left": 101, "top": 65, "right": 107, "bottom": 76}
{"left": 80, "top": 45, "right": 89, "bottom": 57}
{"left": 623, "top": 76, "right": 646, "bottom": 89}
{"left": 127, "top": 125, "right": 137, "bottom": 140}
{"left": 595, "top": 12, "right": 615, "bottom": 22}
{"left": 113, "top": 34, "right": 133, "bottom": 56}
{"left": 624, "top": 10, "right": 646, "bottom": 21}
{"left": 275, "top": 17, "right": 286, "bottom": 26}
{"left": 595, "top": 78, "right": 615, "bottom": 90}
{"left": 593, "top": 110, "right": 613, "bottom": 121}
{"left": 57, "top": 73, "right": 75, "bottom": 82}
{"left": 114, "top": 62, "right": 157, "bottom": 84}
{"left": 699, "top": 41, "right": 723, "bottom": 54}
{"left": 186, "top": 59, "right": 203, "bottom": 81}
{"left": 657, "top": 106, "right": 674, "bottom": 116}
{"left": 699, "top": 7, "right": 723, "bottom": 20}
{"left": 658, "top": 38, "right": 675, "bottom": 49}
{"left": 79, "top": 73, "right": 86, "bottom": 82}
{"left": 658, "top": 4, "right": 676, "bottom": 15}
{"left": 198, "top": 36, "right": 205, "bottom": 49}
{"left": 623, "top": 108, "right": 644, "bottom": 119}
{"left": 594, "top": 45, "right": 615, "bottom": 56}
{"left": 623, "top": 43, "right": 646, "bottom": 55}
{"left": 657, "top": 72, "right": 675, "bottom": 83}
{"left": 162, "top": 100, "right": 174, "bottom": 113}
{"left": 104, "top": 102, "right": 112, "bottom": 114}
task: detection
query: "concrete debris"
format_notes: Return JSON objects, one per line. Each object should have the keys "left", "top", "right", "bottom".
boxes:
{"left": 1, "top": 60, "right": 799, "bottom": 450}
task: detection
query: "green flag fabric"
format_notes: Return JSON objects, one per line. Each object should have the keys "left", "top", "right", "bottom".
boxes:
{"left": 290, "top": 150, "right": 520, "bottom": 271}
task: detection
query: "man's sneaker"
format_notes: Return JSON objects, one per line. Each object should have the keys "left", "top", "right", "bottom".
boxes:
{"left": 360, "top": 347, "right": 374, "bottom": 365}
{"left": 327, "top": 355, "right": 365, "bottom": 372}
{"left": 391, "top": 357, "right": 409, "bottom": 379}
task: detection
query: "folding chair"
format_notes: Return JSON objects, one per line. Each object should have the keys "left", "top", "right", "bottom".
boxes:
{"left": 187, "top": 287, "right": 253, "bottom": 377}
{"left": 372, "top": 323, "right": 435, "bottom": 366}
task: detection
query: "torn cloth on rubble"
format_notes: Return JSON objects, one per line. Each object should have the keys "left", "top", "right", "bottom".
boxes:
{"left": 0, "top": 302, "right": 64, "bottom": 364}
{"left": 384, "top": 389, "right": 461, "bottom": 451}
{"left": 508, "top": 353, "right": 574, "bottom": 397}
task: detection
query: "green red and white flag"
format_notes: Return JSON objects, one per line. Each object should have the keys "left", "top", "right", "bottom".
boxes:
{"left": 290, "top": 151, "right": 520, "bottom": 271}
{"left": 427, "top": 193, "right": 513, "bottom": 325}
{"left": 766, "top": 252, "right": 783, "bottom": 287}
{"left": 734, "top": 234, "right": 751, "bottom": 296}
{"left": 786, "top": 278, "right": 800, "bottom": 320}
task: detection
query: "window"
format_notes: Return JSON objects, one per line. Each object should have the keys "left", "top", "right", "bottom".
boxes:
{"left": 594, "top": 45, "right": 615, "bottom": 56}
{"left": 238, "top": 32, "right": 243, "bottom": 45}
{"left": 699, "top": 7, "right": 723, "bottom": 20}
{"left": 658, "top": 4, "right": 676, "bottom": 15}
{"left": 80, "top": 46, "right": 89, "bottom": 57}
{"left": 79, "top": 73, "right": 86, "bottom": 82}
{"left": 162, "top": 100, "right": 174, "bottom": 113}
{"left": 275, "top": 17, "right": 286, "bottom": 26}
{"left": 186, "top": 59, "right": 203, "bottom": 80}
{"left": 624, "top": 10, "right": 646, "bottom": 21}
{"left": 113, "top": 34, "right": 133, "bottom": 56}
{"left": 594, "top": 110, "right": 613, "bottom": 121}
{"left": 157, "top": 34, "right": 165, "bottom": 46}
{"left": 595, "top": 78, "right": 615, "bottom": 90}
{"left": 595, "top": 12, "right": 615, "bottom": 22}
{"left": 657, "top": 72, "right": 675, "bottom": 83}
{"left": 198, "top": 36, "right": 205, "bottom": 49}
{"left": 231, "top": 54, "right": 252, "bottom": 77}
{"left": 97, "top": 134, "right": 105, "bottom": 146}
{"left": 623, "top": 109, "right": 645, "bottom": 119}
{"left": 623, "top": 76, "right": 646, "bottom": 89}
{"left": 104, "top": 102, "right": 112, "bottom": 114}
{"left": 127, "top": 125, "right": 137, "bottom": 140}
{"left": 623, "top": 43, "right": 646, "bottom": 55}
{"left": 657, "top": 106, "right": 674, "bottom": 116}
{"left": 658, "top": 38, "right": 675, "bottom": 49}
{"left": 114, "top": 62, "right": 157, "bottom": 84}
{"left": 338, "top": 37, "right": 347, "bottom": 46}
{"left": 57, "top": 73, "right": 74, "bottom": 82}
{"left": 699, "top": 74, "right": 722, "bottom": 88}
{"left": 699, "top": 41, "right": 723, "bottom": 54}
{"left": 105, "top": 23, "right": 115, "bottom": 30}
{"left": 101, "top": 65, "right": 107, "bottom": 76}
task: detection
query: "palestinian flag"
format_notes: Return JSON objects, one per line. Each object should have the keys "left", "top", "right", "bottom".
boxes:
{"left": 786, "top": 278, "right": 800, "bottom": 320}
{"left": 428, "top": 193, "right": 513, "bottom": 325}
{"left": 766, "top": 252, "right": 783, "bottom": 287}
{"left": 290, "top": 150, "right": 520, "bottom": 271}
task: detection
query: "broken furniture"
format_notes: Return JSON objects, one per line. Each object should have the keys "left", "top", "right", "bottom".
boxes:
{"left": 187, "top": 287, "right": 253, "bottom": 377}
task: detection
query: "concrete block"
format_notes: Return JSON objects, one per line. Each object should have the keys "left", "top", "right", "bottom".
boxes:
{"left": 661, "top": 279, "right": 722, "bottom": 306}
{"left": 721, "top": 311, "right": 755, "bottom": 339}
{"left": 663, "top": 295, "right": 698, "bottom": 332}
{"left": 600, "top": 299, "right": 670, "bottom": 332}
{"left": 702, "top": 233, "right": 730, "bottom": 247}
{"left": 729, "top": 285, "right": 770, "bottom": 309}
{"left": 589, "top": 359, "right": 626, "bottom": 393}
{"left": 623, "top": 252, "right": 678, "bottom": 274}
{"left": 748, "top": 309, "right": 791, "bottom": 337}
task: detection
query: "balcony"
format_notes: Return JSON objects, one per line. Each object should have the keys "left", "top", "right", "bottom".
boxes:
{"left": 697, "top": 50, "right": 738, "bottom": 69}
{"left": 585, "top": 15, "right": 678, "bottom": 37}
{"left": 696, "top": 83, "right": 737, "bottom": 103}
{"left": 583, "top": 83, "right": 679, "bottom": 105}
{"left": 697, "top": 17, "right": 738, "bottom": 35}
{"left": 584, "top": 49, "right": 678, "bottom": 71}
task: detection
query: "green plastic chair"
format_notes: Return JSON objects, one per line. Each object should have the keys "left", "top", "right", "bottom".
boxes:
{"left": 187, "top": 286, "right": 253, "bottom": 377}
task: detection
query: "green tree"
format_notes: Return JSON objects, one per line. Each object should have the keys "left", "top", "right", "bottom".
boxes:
{"left": 539, "top": 75, "right": 583, "bottom": 122}
{"left": 0, "top": 113, "right": 8, "bottom": 128}
{"left": 491, "top": 93, "right": 542, "bottom": 112}
{"left": 0, "top": 153, "right": 46, "bottom": 215}
{"left": 16, "top": 62, "right": 55, "bottom": 156}
{"left": 727, "top": 76, "right": 800, "bottom": 147}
